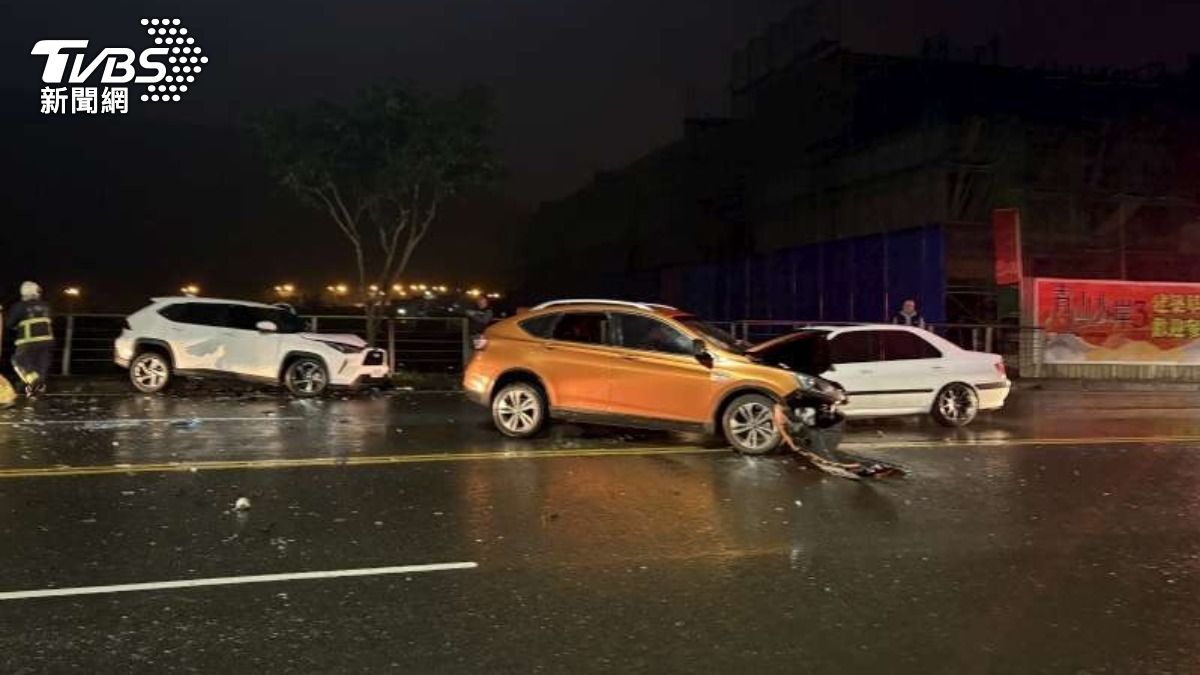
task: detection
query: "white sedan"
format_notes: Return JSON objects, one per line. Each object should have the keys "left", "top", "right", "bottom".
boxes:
{"left": 748, "top": 324, "right": 1010, "bottom": 426}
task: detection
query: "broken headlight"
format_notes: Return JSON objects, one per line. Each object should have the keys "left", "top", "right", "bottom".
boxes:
{"left": 316, "top": 341, "right": 366, "bottom": 354}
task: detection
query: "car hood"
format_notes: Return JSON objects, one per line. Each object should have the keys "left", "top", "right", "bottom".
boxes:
{"left": 300, "top": 333, "right": 368, "bottom": 348}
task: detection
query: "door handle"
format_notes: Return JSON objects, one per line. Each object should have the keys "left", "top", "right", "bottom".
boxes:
{"left": 542, "top": 343, "right": 556, "bottom": 350}
{"left": 619, "top": 354, "right": 638, "bottom": 361}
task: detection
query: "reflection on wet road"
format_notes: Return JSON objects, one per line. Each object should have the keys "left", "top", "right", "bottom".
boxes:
{"left": 2, "top": 388, "right": 1200, "bottom": 673}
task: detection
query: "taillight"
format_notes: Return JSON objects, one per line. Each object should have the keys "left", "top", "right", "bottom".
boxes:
{"left": 472, "top": 336, "right": 489, "bottom": 351}
{"left": 994, "top": 360, "right": 1006, "bottom": 377}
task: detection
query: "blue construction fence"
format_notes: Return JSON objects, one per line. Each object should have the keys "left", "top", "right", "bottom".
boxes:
{"left": 658, "top": 225, "right": 945, "bottom": 322}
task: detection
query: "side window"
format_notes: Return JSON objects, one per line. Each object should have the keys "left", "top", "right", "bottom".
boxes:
{"left": 186, "top": 303, "right": 231, "bottom": 328}
{"left": 617, "top": 313, "right": 693, "bottom": 355}
{"left": 829, "top": 331, "right": 881, "bottom": 364}
{"left": 228, "top": 306, "right": 268, "bottom": 331}
{"left": 158, "top": 303, "right": 189, "bottom": 323}
{"left": 881, "top": 331, "right": 942, "bottom": 360}
{"left": 519, "top": 313, "right": 560, "bottom": 339}
{"left": 552, "top": 312, "right": 608, "bottom": 345}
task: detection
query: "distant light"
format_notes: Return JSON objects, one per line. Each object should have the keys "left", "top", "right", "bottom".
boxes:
{"left": 466, "top": 288, "right": 482, "bottom": 297}
{"left": 396, "top": 307, "right": 408, "bottom": 316}
{"left": 62, "top": 287, "right": 82, "bottom": 298}
{"left": 180, "top": 284, "right": 200, "bottom": 296}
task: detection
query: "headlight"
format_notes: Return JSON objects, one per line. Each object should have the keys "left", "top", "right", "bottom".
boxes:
{"left": 317, "top": 341, "right": 365, "bottom": 354}
{"left": 794, "top": 373, "right": 816, "bottom": 390}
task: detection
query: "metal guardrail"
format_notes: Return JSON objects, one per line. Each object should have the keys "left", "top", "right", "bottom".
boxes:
{"left": 28, "top": 313, "right": 1035, "bottom": 378}
{"left": 36, "top": 314, "right": 471, "bottom": 376}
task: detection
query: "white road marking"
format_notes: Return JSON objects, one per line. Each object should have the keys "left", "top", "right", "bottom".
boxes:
{"left": 0, "top": 562, "right": 479, "bottom": 601}
{"left": 0, "top": 416, "right": 303, "bottom": 427}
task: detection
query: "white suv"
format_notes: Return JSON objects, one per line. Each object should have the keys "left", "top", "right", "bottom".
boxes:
{"left": 114, "top": 297, "right": 390, "bottom": 397}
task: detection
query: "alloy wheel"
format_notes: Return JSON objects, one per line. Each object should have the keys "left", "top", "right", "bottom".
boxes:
{"left": 729, "top": 401, "right": 777, "bottom": 452}
{"left": 132, "top": 356, "right": 168, "bottom": 391}
{"left": 496, "top": 388, "right": 541, "bottom": 434}
{"left": 937, "top": 384, "right": 978, "bottom": 424}
{"left": 290, "top": 361, "right": 327, "bottom": 395}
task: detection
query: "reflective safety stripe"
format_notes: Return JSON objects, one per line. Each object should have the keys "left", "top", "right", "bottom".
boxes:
{"left": 12, "top": 363, "right": 38, "bottom": 385}
{"left": 14, "top": 317, "right": 53, "bottom": 346}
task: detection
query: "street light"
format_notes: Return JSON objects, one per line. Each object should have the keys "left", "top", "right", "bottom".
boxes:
{"left": 180, "top": 284, "right": 200, "bottom": 296}
{"left": 62, "top": 286, "right": 82, "bottom": 314}
{"left": 274, "top": 283, "right": 296, "bottom": 299}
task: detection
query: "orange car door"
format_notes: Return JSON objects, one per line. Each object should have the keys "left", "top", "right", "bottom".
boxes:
{"left": 539, "top": 311, "right": 615, "bottom": 413}
{"left": 606, "top": 312, "right": 714, "bottom": 423}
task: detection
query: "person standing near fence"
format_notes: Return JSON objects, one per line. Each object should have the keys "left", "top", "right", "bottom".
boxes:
{"left": 891, "top": 298, "right": 927, "bottom": 329}
{"left": 6, "top": 281, "right": 55, "bottom": 398}
{"left": 465, "top": 296, "right": 494, "bottom": 337}
{"left": 464, "top": 296, "right": 494, "bottom": 359}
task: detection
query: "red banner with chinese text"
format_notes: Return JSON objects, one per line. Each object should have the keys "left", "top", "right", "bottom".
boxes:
{"left": 993, "top": 209, "right": 1022, "bottom": 286}
{"left": 1034, "top": 278, "right": 1200, "bottom": 364}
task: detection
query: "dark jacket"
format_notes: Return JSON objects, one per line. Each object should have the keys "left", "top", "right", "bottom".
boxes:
{"left": 464, "top": 307, "right": 494, "bottom": 334}
{"left": 6, "top": 300, "right": 54, "bottom": 345}
{"left": 891, "top": 310, "right": 926, "bottom": 329}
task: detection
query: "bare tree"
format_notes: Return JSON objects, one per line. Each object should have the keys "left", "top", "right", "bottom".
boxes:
{"left": 256, "top": 83, "right": 499, "bottom": 341}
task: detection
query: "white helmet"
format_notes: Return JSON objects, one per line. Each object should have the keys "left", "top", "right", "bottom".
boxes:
{"left": 19, "top": 281, "right": 41, "bottom": 300}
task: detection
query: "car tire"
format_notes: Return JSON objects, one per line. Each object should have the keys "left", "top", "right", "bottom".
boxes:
{"left": 932, "top": 382, "right": 979, "bottom": 427}
{"left": 491, "top": 382, "right": 547, "bottom": 438}
{"left": 722, "top": 393, "right": 781, "bottom": 455}
{"left": 284, "top": 357, "right": 329, "bottom": 398}
{"left": 130, "top": 351, "right": 172, "bottom": 394}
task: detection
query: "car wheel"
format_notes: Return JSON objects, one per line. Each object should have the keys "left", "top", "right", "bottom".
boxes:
{"left": 130, "top": 352, "right": 171, "bottom": 393}
{"left": 491, "top": 382, "right": 546, "bottom": 438}
{"left": 932, "top": 382, "right": 979, "bottom": 427}
{"left": 285, "top": 358, "right": 329, "bottom": 397}
{"left": 723, "top": 393, "right": 781, "bottom": 455}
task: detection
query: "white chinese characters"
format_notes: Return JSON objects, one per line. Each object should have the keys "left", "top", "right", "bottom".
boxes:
{"left": 40, "top": 87, "right": 128, "bottom": 114}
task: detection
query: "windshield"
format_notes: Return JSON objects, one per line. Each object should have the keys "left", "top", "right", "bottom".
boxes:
{"left": 231, "top": 304, "right": 307, "bottom": 333}
{"left": 272, "top": 308, "right": 308, "bottom": 334}
{"left": 676, "top": 317, "right": 741, "bottom": 353}
{"left": 750, "top": 330, "right": 832, "bottom": 375}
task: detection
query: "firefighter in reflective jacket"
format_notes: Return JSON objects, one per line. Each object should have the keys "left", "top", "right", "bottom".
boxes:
{"left": 6, "top": 281, "right": 55, "bottom": 397}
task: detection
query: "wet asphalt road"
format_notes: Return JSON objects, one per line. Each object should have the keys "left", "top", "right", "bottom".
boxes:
{"left": 2, "top": 386, "right": 1200, "bottom": 673}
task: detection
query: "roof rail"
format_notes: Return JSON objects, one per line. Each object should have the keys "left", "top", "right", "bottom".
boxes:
{"left": 531, "top": 299, "right": 678, "bottom": 312}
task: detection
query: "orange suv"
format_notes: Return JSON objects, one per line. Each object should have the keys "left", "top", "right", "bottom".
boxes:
{"left": 463, "top": 299, "right": 820, "bottom": 453}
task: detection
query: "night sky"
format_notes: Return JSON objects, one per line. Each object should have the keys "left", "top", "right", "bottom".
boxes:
{"left": 2, "top": 0, "right": 1198, "bottom": 308}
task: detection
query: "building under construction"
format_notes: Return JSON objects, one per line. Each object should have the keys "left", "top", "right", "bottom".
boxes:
{"left": 520, "top": 10, "right": 1200, "bottom": 325}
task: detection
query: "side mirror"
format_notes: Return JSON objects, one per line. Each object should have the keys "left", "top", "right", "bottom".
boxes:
{"left": 256, "top": 320, "right": 278, "bottom": 333}
{"left": 826, "top": 363, "right": 837, "bottom": 372}
{"left": 691, "top": 338, "right": 708, "bottom": 357}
